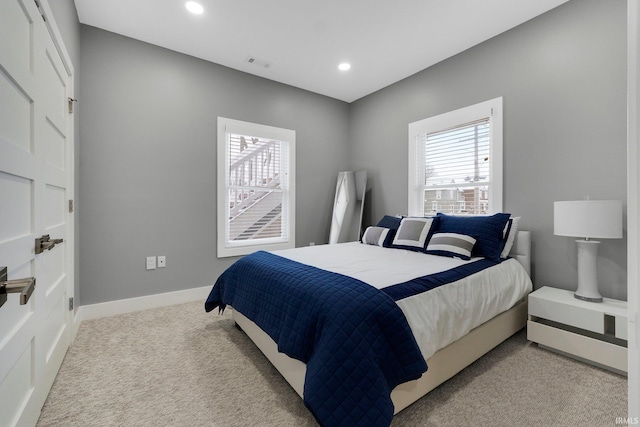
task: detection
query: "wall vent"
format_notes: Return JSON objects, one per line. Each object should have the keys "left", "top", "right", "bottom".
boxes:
{"left": 245, "top": 56, "right": 272, "bottom": 69}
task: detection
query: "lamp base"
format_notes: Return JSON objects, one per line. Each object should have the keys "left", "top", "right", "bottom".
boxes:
{"left": 574, "top": 293, "right": 603, "bottom": 303}
{"left": 574, "top": 239, "right": 603, "bottom": 303}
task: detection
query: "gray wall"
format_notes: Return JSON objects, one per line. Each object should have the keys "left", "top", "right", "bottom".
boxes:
{"left": 78, "top": 26, "right": 350, "bottom": 305}
{"left": 48, "top": 0, "right": 82, "bottom": 308}
{"left": 348, "top": 0, "right": 628, "bottom": 299}
{"left": 65, "top": 0, "right": 628, "bottom": 305}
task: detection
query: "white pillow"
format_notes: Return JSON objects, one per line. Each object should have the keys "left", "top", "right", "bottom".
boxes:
{"left": 501, "top": 216, "right": 521, "bottom": 258}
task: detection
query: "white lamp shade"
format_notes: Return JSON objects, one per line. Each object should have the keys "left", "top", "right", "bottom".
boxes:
{"left": 554, "top": 200, "right": 623, "bottom": 239}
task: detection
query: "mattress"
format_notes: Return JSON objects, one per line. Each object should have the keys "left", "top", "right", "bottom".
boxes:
{"left": 274, "top": 242, "right": 532, "bottom": 360}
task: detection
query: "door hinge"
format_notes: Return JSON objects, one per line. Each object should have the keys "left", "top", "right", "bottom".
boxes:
{"left": 69, "top": 199, "right": 74, "bottom": 213}
{"left": 68, "top": 98, "right": 77, "bottom": 114}
{"left": 69, "top": 297, "right": 74, "bottom": 311}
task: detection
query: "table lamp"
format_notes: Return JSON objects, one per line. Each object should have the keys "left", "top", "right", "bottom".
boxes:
{"left": 554, "top": 200, "right": 623, "bottom": 302}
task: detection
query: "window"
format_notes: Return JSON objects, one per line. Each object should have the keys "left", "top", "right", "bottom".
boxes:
{"left": 408, "top": 97, "right": 503, "bottom": 216}
{"left": 217, "top": 117, "right": 295, "bottom": 257}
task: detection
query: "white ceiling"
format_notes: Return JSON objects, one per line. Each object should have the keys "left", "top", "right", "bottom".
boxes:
{"left": 74, "top": 0, "right": 569, "bottom": 103}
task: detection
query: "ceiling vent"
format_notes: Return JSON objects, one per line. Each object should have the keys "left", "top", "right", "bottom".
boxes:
{"left": 245, "top": 55, "right": 272, "bottom": 69}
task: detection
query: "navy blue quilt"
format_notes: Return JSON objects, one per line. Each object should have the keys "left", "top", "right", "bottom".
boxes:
{"left": 205, "top": 251, "right": 427, "bottom": 427}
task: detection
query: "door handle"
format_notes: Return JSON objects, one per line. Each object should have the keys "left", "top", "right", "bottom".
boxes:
{"left": 0, "top": 267, "right": 36, "bottom": 308}
{"left": 35, "top": 235, "right": 64, "bottom": 254}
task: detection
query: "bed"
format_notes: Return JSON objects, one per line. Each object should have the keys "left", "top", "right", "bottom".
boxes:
{"left": 205, "top": 214, "right": 533, "bottom": 427}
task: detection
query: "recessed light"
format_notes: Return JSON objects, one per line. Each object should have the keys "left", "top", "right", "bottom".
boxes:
{"left": 338, "top": 63, "right": 351, "bottom": 71}
{"left": 186, "top": 1, "right": 204, "bottom": 14}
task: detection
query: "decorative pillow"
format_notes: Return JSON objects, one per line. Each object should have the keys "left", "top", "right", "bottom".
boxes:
{"left": 426, "top": 232, "right": 476, "bottom": 260}
{"left": 435, "top": 212, "right": 511, "bottom": 261}
{"left": 390, "top": 217, "right": 437, "bottom": 252}
{"left": 376, "top": 215, "right": 403, "bottom": 230}
{"left": 361, "top": 226, "right": 395, "bottom": 247}
{"left": 501, "top": 216, "right": 521, "bottom": 258}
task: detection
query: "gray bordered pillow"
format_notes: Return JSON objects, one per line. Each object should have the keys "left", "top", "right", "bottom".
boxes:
{"left": 426, "top": 232, "right": 476, "bottom": 260}
{"left": 361, "top": 226, "right": 392, "bottom": 247}
{"left": 390, "top": 217, "right": 436, "bottom": 252}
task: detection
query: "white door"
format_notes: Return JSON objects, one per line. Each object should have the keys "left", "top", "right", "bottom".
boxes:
{"left": 0, "top": 0, "right": 75, "bottom": 425}
{"left": 628, "top": 0, "right": 640, "bottom": 417}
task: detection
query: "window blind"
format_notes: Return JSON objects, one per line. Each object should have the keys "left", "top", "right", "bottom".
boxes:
{"left": 423, "top": 118, "right": 490, "bottom": 186}
{"left": 421, "top": 118, "right": 491, "bottom": 215}
{"left": 225, "top": 132, "right": 289, "bottom": 244}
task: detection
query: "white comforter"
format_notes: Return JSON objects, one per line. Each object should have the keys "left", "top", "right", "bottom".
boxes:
{"left": 274, "top": 242, "right": 532, "bottom": 360}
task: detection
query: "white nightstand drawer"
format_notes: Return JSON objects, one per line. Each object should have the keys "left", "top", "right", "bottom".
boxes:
{"left": 528, "top": 286, "right": 627, "bottom": 336}
{"left": 527, "top": 286, "right": 628, "bottom": 374}
{"left": 527, "top": 321, "right": 627, "bottom": 373}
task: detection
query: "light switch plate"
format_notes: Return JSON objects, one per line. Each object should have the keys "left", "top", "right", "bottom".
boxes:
{"left": 146, "top": 256, "right": 156, "bottom": 270}
{"left": 157, "top": 256, "right": 166, "bottom": 268}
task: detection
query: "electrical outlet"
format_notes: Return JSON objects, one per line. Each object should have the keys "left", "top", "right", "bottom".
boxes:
{"left": 146, "top": 256, "right": 156, "bottom": 270}
{"left": 157, "top": 256, "right": 166, "bottom": 268}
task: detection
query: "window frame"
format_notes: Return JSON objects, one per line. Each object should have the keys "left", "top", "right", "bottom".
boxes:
{"left": 408, "top": 97, "right": 503, "bottom": 216}
{"left": 217, "top": 117, "right": 296, "bottom": 258}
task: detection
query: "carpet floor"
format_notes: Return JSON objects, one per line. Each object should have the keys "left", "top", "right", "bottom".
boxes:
{"left": 37, "top": 301, "right": 627, "bottom": 426}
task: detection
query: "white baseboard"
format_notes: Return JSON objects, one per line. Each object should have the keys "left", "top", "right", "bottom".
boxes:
{"left": 71, "top": 308, "right": 82, "bottom": 344}
{"left": 76, "top": 286, "right": 211, "bottom": 322}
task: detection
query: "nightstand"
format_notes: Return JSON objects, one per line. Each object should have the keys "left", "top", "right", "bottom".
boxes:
{"left": 527, "top": 286, "right": 627, "bottom": 374}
